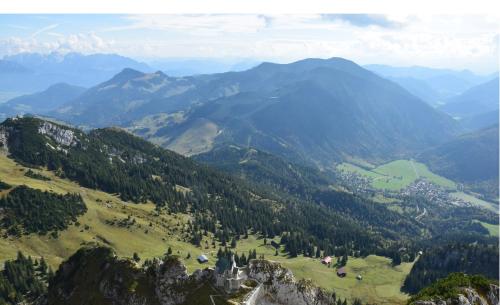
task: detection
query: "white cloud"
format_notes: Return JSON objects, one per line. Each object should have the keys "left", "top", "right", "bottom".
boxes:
{"left": 0, "top": 32, "right": 114, "bottom": 55}
{"left": 104, "top": 14, "right": 269, "bottom": 35}
{"left": 0, "top": 14, "right": 497, "bottom": 73}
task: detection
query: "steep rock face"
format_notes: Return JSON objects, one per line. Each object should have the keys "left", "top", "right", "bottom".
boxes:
{"left": 47, "top": 246, "right": 159, "bottom": 305}
{"left": 0, "top": 125, "right": 8, "bottom": 151}
{"left": 247, "top": 260, "right": 334, "bottom": 305}
{"left": 153, "top": 257, "right": 212, "bottom": 305}
{"left": 38, "top": 121, "right": 79, "bottom": 147}
{"left": 412, "top": 284, "right": 499, "bottom": 305}
{"left": 47, "top": 246, "right": 212, "bottom": 305}
{"left": 47, "top": 249, "right": 337, "bottom": 305}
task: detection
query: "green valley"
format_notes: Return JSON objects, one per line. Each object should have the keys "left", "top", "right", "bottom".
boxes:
{"left": 337, "top": 159, "right": 456, "bottom": 191}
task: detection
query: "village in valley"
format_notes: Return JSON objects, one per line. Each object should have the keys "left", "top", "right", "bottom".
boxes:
{"left": 336, "top": 164, "right": 482, "bottom": 212}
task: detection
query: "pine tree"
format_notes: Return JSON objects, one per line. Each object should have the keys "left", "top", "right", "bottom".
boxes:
{"left": 39, "top": 257, "right": 47, "bottom": 275}
{"left": 133, "top": 252, "right": 140, "bottom": 262}
{"left": 47, "top": 266, "right": 55, "bottom": 281}
{"left": 392, "top": 253, "right": 402, "bottom": 266}
{"left": 240, "top": 253, "right": 247, "bottom": 265}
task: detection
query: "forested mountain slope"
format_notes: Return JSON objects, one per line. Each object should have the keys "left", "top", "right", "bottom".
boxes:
{"left": 418, "top": 125, "right": 499, "bottom": 200}
{"left": 0, "top": 117, "right": 498, "bottom": 305}
{"left": 0, "top": 117, "right": 423, "bottom": 258}
{"left": 440, "top": 78, "right": 499, "bottom": 118}
{"left": 124, "top": 58, "right": 459, "bottom": 164}
{"left": 195, "top": 144, "right": 335, "bottom": 196}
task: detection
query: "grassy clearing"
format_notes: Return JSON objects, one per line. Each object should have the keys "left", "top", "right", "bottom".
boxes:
{"left": 450, "top": 192, "right": 498, "bottom": 213}
{"left": 338, "top": 159, "right": 456, "bottom": 191}
{"left": 474, "top": 221, "right": 499, "bottom": 237}
{"left": 233, "top": 235, "right": 413, "bottom": 305}
{"left": 166, "top": 120, "right": 219, "bottom": 156}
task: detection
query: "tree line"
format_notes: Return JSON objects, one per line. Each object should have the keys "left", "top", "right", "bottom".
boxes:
{"left": 0, "top": 185, "right": 86, "bottom": 236}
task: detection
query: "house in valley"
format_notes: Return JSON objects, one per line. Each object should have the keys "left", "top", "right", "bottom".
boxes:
{"left": 336, "top": 267, "right": 347, "bottom": 278}
{"left": 197, "top": 254, "right": 209, "bottom": 263}
{"left": 321, "top": 256, "right": 332, "bottom": 265}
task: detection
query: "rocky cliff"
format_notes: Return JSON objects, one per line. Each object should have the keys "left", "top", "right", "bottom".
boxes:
{"left": 246, "top": 259, "right": 335, "bottom": 305}
{"left": 412, "top": 285, "right": 499, "bottom": 305}
{"left": 46, "top": 247, "right": 339, "bottom": 305}
{"left": 46, "top": 246, "right": 211, "bottom": 305}
{"left": 38, "top": 121, "right": 79, "bottom": 147}
{"left": 408, "top": 273, "right": 499, "bottom": 305}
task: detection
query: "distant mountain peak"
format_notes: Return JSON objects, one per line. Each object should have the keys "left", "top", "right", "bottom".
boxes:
{"left": 109, "top": 68, "right": 145, "bottom": 82}
{"left": 154, "top": 70, "right": 167, "bottom": 77}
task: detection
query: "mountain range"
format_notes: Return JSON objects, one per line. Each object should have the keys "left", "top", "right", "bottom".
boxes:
{"left": 439, "top": 77, "right": 499, "bottom": 123}
{"left": 0, "top": 52, "right": 151, "bottom": 94}
{"left": 148, "top": 57, "right": 260, "bottom": 76}
{"left": 2, "top": 55, "right": 497, "bottom": 190}
{"left": 44, "top": 57, "right": 460, "bottom": 166}
{"left": 0, "top": 54, "right": 497, "bottom": 194}
{"left": 0, "top": 83, "right": 86, "bottom": 120}
{"left": 0, "top": 100, "right": 498, "bottom": 304}
{"left": 418, "top": 124, "right": 499, "bottom": 200}
{"left": 365, "top": 64, "right": 496, "bottom": 106}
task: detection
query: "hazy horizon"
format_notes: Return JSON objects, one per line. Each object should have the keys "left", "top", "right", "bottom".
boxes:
{"left": 1, "top": 14, "right": 498, "bottom": 74}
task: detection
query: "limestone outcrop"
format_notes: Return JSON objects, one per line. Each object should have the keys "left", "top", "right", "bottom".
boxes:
{"left": 412, "top": 284, "right": 499, "bottom": 305}
{"left": 246, "top": 259, "right": 335, "bottom": 305}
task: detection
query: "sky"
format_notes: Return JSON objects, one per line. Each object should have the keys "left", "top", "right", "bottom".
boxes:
{"left": 0, "top": 14, "right": 498, "bottom": 74}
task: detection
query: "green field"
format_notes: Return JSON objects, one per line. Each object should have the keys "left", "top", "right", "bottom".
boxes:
{"left": 0, "top": 154, "right": 413, "bottom": 305}
{"left": 450, "top": 192, "right": 499, "bottom": 213}
{"left": 338, "top": 159, "right": 456, "bottom": 191}
{"left": 474, "top": 221, "right": 500, "bottom": 237}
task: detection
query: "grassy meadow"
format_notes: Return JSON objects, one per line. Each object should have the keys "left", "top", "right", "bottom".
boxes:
{"left": 234, "top": 235, "right": 414, "bottom": 305}
{"left": 474, "top": 220, "right": 499, "bottom": 237}
{"left": 0, "top": 153, "right": 214, "bottom": 271}
{"left": 0, "top": 153, "right": 413, "bottom": 305}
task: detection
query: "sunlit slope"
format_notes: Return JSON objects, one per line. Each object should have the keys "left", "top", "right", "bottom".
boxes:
{"left": 0, "top": 154, "right": 208, "bottom": 271}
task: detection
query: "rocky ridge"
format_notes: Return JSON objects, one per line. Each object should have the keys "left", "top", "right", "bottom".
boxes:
{"left": 46, "top": 246, "right": 338, "bottom": 305}
{"left": 246, "top": 259, "right": 335, "bottom": 305}
{"left": 409, "top": 273, "right": 499, "bottom": 305}
{"left": 412, "top": 285, "right": 499, "bottom": 305}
